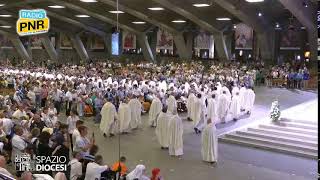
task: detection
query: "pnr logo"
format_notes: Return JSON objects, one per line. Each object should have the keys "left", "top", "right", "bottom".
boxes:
{"left": 16, "top": 9, "right": 50, "bottom": 36}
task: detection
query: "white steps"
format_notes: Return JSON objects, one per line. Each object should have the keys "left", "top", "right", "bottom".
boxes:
{"left": 247, "top": 127, "right": 317, "bottom": 141}
{"left": 275, "top": 121, "right": 317, "bottom": 131}
{"left": 220, "top": 137, "right": 317, "bottom": 159}
{"left": 219, "top": 119, "right": 318, "bottom": 159}
{"left": 259, "top": 124, "right": 317, "bottom": 136}
{"left": 236, "top": 130, "right": 317, "bottom": 147}
{"left": 280, "top": 118, "right": 318, "bottom": 126}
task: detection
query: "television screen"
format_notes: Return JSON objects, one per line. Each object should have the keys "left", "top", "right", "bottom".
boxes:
{"left": 112, "top": 33, "right": 119, "bottom": 55}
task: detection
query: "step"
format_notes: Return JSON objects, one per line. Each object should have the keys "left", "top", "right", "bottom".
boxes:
{"left": 224, "top": 133, "right": 317, "bottom": 153}
{"left": 259, "top": 124, "right": 318, "bottom": 136}
{"left": 280, "top": 118, "right": 318, "bottom": 126}
{"left": 236, "top": 130, "right": 317, "bottom": 147}
{"left": 276, "top": 121, "right": 317, "bottom": 131}
{"left": 247, "top": 127, "right": 318, "bottom": 142}
{"left": 219, "top": 137, "right": 318, "bottom": 159}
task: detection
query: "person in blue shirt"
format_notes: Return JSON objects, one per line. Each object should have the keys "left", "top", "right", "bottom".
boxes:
{"left": 292, "top": 71, "right": 298, "bottom": 88}
{"left": 303, "top": 68, "right": 310, "bottom": 89}
{"left": 287, "top": 70, "right": 294, "bottom": 88}
{"left": 296, "top": 69, "right": 303, "bottom": 89}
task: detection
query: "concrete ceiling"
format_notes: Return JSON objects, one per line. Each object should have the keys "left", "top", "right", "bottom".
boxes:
{"left": 0, "top": 0, "right": 315, "bottom": 36}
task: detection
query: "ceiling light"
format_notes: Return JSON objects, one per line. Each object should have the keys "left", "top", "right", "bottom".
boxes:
{"left": 48, "top": 5, "right": 65, "bottom": 9}
{"left": 148, "top": 7, "right": 164, "bottom": 11}
{"left": 216, "top": 17, "right": 231, "bottom": 21}
{"left": 0, "top": 4, "right": 5, "bottom": 7}
{"left": 0, "top": 15, "right": 11, "bottom": 17}
{"left": 275, "top": 23, "right": 280, "bottom": 28}
{"left": 132, "top": 21, "right": 146, "bottom": 24}
{"left": 245, "top": 0, "right": 264, "bottom": 2}
{"left": 301, "top": 26, "right": 306, "bottom": 29}
{"left": 192, "top": 4, "right": 210, "bottom": 7}
{"left": 172, "top": 20, "right": 186, "bottom": 23}
{"left": 109, "top": 11, "right": 124, "bottom": 14}
{"left": 0, "top": 26, "right": 11, "bottom": 28}
{"left": 80, "top": 0, "right": 98, "bottom": 2}
{"left": 233, "top": 25, "right": 237, "bottom": 29}
{"left": 75, "top": 15, "right": 90, "bottom": 18}
{"left": 258, "top": 12, "right": 262, "bottom": 17}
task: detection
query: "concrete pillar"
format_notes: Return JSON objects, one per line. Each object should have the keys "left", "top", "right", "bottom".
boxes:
{"left": 213, "top": 32, "right": 229, "bottom": 61}
{"left": 104, "top": 33, "right": 112, "bottom": 57}
{"left": 173, "top": 33, "right": 191, "bottom": 59}
{"left": 225, "top": 33, "right": 233, "bottom": 59}
{"left": 24, "top": 37, "right": 32, "bottom": 61}
{"left": 149, "top": 31, "right": 157, "bottom": 61}
{"left": 10, "top": 37, "right": 32, "bottom": 61}
{"left": 70, "top": 34, "right": 89, "bottom": 62}
{"left": 256, "top": 31, "right": 275, "bottom": 61}
{"left": 185, "top": 32, "right": 193, "bottom": 58}
{"left": 40, "top": 34, "right": 58, "bottom": 62}
{"left": 307, "top": 29, "right": 317, "bottom": 61}
{"left": 137, "top": 33, "right": 155, "bottom": 62}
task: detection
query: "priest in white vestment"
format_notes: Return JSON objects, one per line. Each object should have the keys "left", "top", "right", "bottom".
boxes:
{"left": 128, "top": 96, "right": 142, "bottom": 129}
{"left": 229, "top": 92, "right": 241, "bottom": 121}
{"left": 244, "top": 87, "right": 255, "bottom": 114}
{"left": 155, "top": 106, "right": 172, "bottom": 149}
{"left": 100, "top": 99, "right": 118, "bottom": 137}
{"left": 222, "top": 86, "right": 231, "bottom": 102}
{"left": 206, "top": 94, "right": 218, "bottom": 124}
{"left": 193, "top": 94, "right": 206, "bottom": 134}
{"left": 239, "top": 86, "right": 247, "bottom": 111}
{"left": 166, "top": 94, "right": 177, "bottom": 114}
{"left": 168, "top": 110, "right": 183, "bottom": 157}
{"left": 217, "top": 91, "right": 230, "bottom": 123}
{"left": 231, "top": 86, "right": 240, "bottom": 97}
{"left": 118, "top": 100, "right": 132, "bottom": 133}
{"left": 148, "top": 96, "right": 163, "bottom": 127}
{"left": 201, "top": 118, "right": 218, "bottom": 164}
{"left": 186, "top": 93, "right": 196, "bottom": 121}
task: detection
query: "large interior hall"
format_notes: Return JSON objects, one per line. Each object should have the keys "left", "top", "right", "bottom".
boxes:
{"left": 0, "top": 0, "right": 318, "bottom": 180}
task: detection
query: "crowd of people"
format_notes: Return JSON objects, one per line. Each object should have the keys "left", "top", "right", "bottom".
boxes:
{"left": 0, "top": 59, "right": 309, "bottom": 179}
{"left": 264, "top": 63, "right": 310, "bottom": 89}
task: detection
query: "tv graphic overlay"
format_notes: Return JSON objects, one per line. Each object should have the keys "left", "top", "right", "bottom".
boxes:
{"left": 15, "top": 153, "right": 67, "bottom": 172}
{"left": 16, "top": 9, "right": 50, "bottom": 36}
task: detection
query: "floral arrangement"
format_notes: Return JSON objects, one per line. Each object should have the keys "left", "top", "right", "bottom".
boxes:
{"left": 270, "top": 100, "right": 281, "bottom": 122}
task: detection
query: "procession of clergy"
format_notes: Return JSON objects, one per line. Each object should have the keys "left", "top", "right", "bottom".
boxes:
{"left": 0, "top": 61, "right": 256, "bottom": 165}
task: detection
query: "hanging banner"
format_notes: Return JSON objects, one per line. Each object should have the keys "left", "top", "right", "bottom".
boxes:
{"left": 0, "top": 34, "right": 13, "bottom": 48}
{"left": 156, "top": 29, "right": 173, "bottom": 50}
{"left": 60, "top": 32, "right": 72, "bottom": 49}
{"left": 91, "top": 34, "right": 104, "bottom": 49}
{"left": 30, "top": 35, "right": 43, "bottom": 49}
{"left": 235, "top": 23, "right": 253, "bottom": 49}
{"left": 122, "top": 31, "right": 136, "bottom": 49}
{"left": 280, "top": 24, "right": 300, "bottom": 50}
{"left": 194, "top": 32, "right": 213, "bottom": 49}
